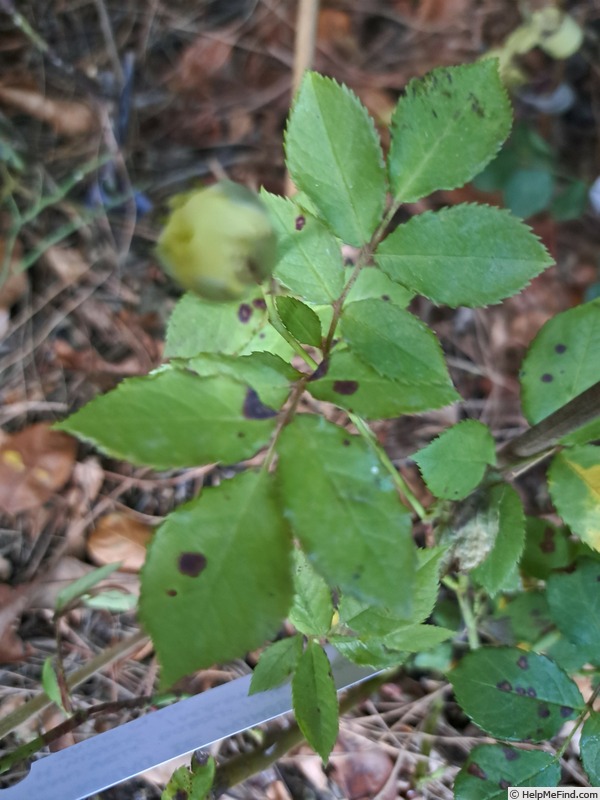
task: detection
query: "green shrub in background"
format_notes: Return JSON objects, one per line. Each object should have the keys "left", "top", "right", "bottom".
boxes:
{"left": 474, "top": 122, "right": 589, "bottom": 221}
{"left": 57, "top": 59, "right": 600, "bottom": 795}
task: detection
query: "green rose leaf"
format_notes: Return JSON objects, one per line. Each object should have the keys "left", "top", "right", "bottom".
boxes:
{"left": 548, "top": 446, "right": 600, "bottom": 551}
{"left": 493, "top": 591, "right": 553, "bottom": 646}
{"left": 289, "top": 549, "right": 334, "bottom": 637}
{"left": 375, "top": 204, "right": 553, "bottom": 308}
{"left": 344, "top": 267, "right": 414, "bottom": 308}
{"left": 56, "top": 369, "right": 278, "bottom": 470}
{"left": 240, "top": 321, "right": 296, "bottom": 360}
{"left": 164, "top": 291, "right": 268, "bottom": 359}
{"left": 388, "top": 60, "right": 511, "bottom": 203}
{"left": 546, "top": 558, "right": 600, "bottom": 663}
{"left": 454, "top": 745, "right": 559, "bottom": 799}
{"left": 261, "top": 191, "right": 344, "bottom": 303}
{"left": 285, "top": 72, "right": 386, "bottom": 246}
{"left": 185, "top": 351, "right": 299, "bottom": 409}
{"left": 307, "top": 348, "right": 459, "bottom": 419}
{"left": 520, "top": 517, "right": 575, "bottom": 580}
{"left": 139, "top": 470, "right": 293, "bottom": 687}
{"left": 292, "top": 641, "right": 339, "bottom": 762}
{"left": 276, "top": 296, "right": 322, "bottom": 347}
{"left": 581, "top": 712, "right": 600, "bottom": 785}
{"left": 413, "top": 420, "right": 496, "bottom": 500}
{"left": 250, "top": 635, "right": 303, "bottom": 695}
{"left": 331, "top": 638, "right": 406, "bottom": 669}
{"left": 276, "top": 414, "right": 416, "bottom": 615}
{"left": 340, "top": 298, "right": 456, "bottom": 387}
{"left": 338, "top": 546, "right": 446, "bottom": 635}
{"left": 449, "top": 647, "right": 584, "bottom": 741}
{"left": 520, "top": 299, "right": 600, "bottom": 445}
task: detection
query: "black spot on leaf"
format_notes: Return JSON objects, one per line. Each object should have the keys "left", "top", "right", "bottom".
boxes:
{"left": 178, "top": 552, "right": 207, "bottom": 577}
{"left": 527, "top": 687, "right": 537, "bottom": 697}
{"left": 166, "top": 589, "right": 178, "bottom": 597}
{"left": 342, "top": 439, "right": 351, "bottom": 447}
{"left": 538, "top": 705, "right": 550, "bottom": 718}
{"left": 174, "top": 790, "right": 188, "bottom": 800}
{"left": 308, "top": 360, "right": 329, "bottom": 381}
{"left": 497, "top": 680, "right": 512, "bottom": 692}
{"left": 499, "top": 779, "right": 510, "bottom": 790}
{"left": 503, "top": 747, "right": 519, "bottom": 761}
{"left": 243, "top": 388, "right": 278, "bottom": 419}
{"left": 541, "top": 373, "right": 553, "bottom": 383}
{"left": 467, "top": 762, "right": 487, "bottom": 780}
{"left": 381, "top": 294, "right": 390, "bottom": 301}
{"left": 333, "top": 380, "right": 359, "bottom": 395}
{"left": 517, "top": 655, "right": 529, "bottom": 669}
{"left": 560, "top": 706, "right": 574, "bottom": 718}
{"left": 238, "top": 303, "right": 253, "bottom": 323}
{"left": 515, "top": 686, "right": 526, "bottom": 696}
{"left": 554, "top": 343, "right": 567, "bottom": 354}
{"left": 252, "top": 298, "right": 267, "bottom": 310}
{"left": 295, "top": 215, "right": 306, "bottom": 231}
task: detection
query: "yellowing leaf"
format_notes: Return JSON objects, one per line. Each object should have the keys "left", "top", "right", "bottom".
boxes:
{"left": 549, "top": 446, "right": 600, "bottom": 551}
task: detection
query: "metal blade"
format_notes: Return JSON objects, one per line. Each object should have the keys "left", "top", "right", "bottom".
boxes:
{"left": 0, "top": 650, "right": 376, "bottom": 800}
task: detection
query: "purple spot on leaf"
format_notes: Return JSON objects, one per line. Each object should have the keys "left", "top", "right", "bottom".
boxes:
{"left": 467, "top": 762, "right": 487, "bottom": 780}
{"left": 499, "top": 779, "right": 510, "bottom": 790}
{"left": 554, "top": 343, "right": 567, "bottom": 354}
{"left": 538, "top": 705, "right": 550, "bottom": 718}
{"left": 295, "top": 215, "right": 306, "bottom": 231}
{"left": 381, "top": 294, "right": 390, "bottom": 301}
{"left": 333, "top": 380, "right": 359, "bottom": 395}
{"left": 560, "top": 706, "right": 574, "bottom": 718}
{"left": 517, "top": 655, "right": 529, "bottom": 669}
{"left": 243, "top": 388, "right": 278, "bottom": 420}
{"left": 238, "top": 303, "right": 253, "bottom": 323}
{"left": 252, "top": 298, "right": 267, "bottom": 310}
{"left": 541, "top": 373, "right": 553, "bottom": 383}
{"left": 166, "top": 589, "right": 178, "bottom": 597}
{"left": 497, "top": 680, "right": 512, "bottom": 692}
{"left": 178, "top": 552, "right": 207, "bottom": 577}
{"left": 503, "top": 747, "right": 519, "bottom": 761}
{"left": 527, "top": 687, "right": 537, "bottom": 698}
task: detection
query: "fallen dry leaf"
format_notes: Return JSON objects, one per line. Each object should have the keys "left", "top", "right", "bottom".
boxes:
{"left": 87, "top": 513, "right": 152, "bottom": 573}
{"left": 172, "top": 35, "right": 233, "bottom": 92}
{"left": 0, "top": 84, "right": 97, "bottom": 137}
{"left": 42, "top": 245, "right": 89, "bottom": 284}
{"left": 329, "top": 749, "right": 394, "bottom": 800}
{"left": 0, "top": 423, "right": 77, "bottom": 515}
